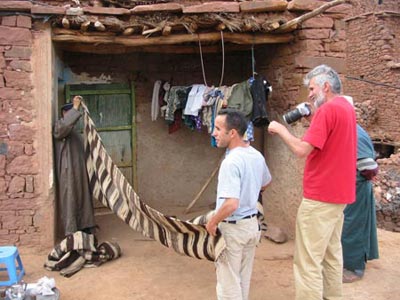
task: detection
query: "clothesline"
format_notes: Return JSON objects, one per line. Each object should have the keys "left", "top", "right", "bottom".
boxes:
{"left": 151, "top": 76, "right": 272, "bottom": 144}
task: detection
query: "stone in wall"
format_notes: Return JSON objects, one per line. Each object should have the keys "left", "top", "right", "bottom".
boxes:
{"left": 374, "top": 151, "right": 400, "bottom": 232}
{"left": 355, "top": 100, "right": 378, "bottom": 128}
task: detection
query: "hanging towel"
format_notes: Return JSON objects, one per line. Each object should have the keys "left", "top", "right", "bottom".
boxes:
{"left": 151, "top": 80, "right": 162, "bottom": 121}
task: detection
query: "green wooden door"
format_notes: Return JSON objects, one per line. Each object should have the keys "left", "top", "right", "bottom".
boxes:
{"left": 65, "top": 83, "right": 137, "bottom": 210}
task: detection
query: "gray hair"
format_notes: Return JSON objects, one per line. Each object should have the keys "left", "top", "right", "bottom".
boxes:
{"left": 303, "top": 64, "right": 342, "bottom": 94}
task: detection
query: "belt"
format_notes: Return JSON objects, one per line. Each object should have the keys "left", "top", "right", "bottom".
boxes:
{"left": 222, "top": 213, "right": 257, "bottom": 224}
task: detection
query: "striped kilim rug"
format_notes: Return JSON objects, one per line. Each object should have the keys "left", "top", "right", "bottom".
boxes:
{"left": 82, "top": 103, "right": 226, "bottom": 262}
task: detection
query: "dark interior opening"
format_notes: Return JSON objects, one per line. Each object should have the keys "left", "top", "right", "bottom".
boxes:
{"left": 373, "top": 142, "right": 395, "bottom": 159}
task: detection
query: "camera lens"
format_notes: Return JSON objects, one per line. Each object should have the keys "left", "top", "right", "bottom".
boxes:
{"left": 283, "top": 108, "right": 303, "bottom": 124}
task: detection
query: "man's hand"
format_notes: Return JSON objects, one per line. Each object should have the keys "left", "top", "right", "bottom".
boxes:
{"left": 360, "top": 168, "right": 379, "bottom": 181}
{"left": 73, "top": 95, "right": 82, "bottom": 110}
{"left": 268, "top": 121, "right": 285, "bottom": 135}
{"left": 206, "top": 220, "right": 218, "bottom": 237}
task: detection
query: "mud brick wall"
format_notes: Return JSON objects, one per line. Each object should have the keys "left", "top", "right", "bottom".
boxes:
{"left": 0, "top": 15, "right": 43, "bottom": 247}
{"left": 346, "top": 0, "right": 400, "bottom": 143}
{"left": 350, "top": 0, "right": 400, "bottom": 15}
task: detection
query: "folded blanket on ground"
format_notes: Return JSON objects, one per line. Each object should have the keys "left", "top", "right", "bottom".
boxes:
{"left": 44, "top": 231, "right": 121, "bottom": 277}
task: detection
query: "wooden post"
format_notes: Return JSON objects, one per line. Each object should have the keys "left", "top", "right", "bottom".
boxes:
{"left": 184, "top": 156, "right": 224, "bottom": 214}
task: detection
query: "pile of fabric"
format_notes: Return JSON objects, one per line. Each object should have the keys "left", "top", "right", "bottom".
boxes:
{"left": 45, "top": 231, "right": 121, "bottom": 277}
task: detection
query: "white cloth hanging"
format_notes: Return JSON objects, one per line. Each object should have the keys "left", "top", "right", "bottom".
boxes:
{"left": 151, "top": 80, "right": 162, "bottom": 121}
{"left": 184, "top": 84, "right": 207, "bottom": 116}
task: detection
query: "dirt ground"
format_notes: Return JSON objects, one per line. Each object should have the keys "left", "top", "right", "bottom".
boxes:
{"left": 19, "top": 212, "right": 400, "bottom": 300}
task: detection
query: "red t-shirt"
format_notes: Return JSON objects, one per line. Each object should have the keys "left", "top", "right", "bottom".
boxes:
{"left": 302, "top": 96, "right": 357, "bottom": 204}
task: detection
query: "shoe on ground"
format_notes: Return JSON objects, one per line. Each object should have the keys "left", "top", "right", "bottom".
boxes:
{"left": 343, "top": 268, "right": 363, "bottom": 283}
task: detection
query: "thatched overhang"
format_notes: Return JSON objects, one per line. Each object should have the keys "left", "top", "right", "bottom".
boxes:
{"left": 1, "top": 0, "right": 351, "bottom": 53}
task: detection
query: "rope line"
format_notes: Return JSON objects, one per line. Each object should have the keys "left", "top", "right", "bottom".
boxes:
{"left": 345, "top": 76, "right": 400, "bottom": 90}
{"left": 198, "top": 31, "right": 226, "bottom": 87}
{"left": 218, "top": 31, "right": 225, "bottom": 87}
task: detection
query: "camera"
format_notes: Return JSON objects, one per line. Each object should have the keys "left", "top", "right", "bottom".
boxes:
{"left": 283, "top": 102, "right": 311, "bottom": 124}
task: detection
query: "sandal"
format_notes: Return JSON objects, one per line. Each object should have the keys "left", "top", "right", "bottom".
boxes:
{"left": 343, "top": 268, "right": 362, "bottom": 283}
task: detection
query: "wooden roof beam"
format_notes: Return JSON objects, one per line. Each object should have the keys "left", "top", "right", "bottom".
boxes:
{"left": 52, "top": 30, "right": 293, "bottom": 46}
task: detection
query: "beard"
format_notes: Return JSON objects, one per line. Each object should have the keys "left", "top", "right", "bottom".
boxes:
{"left": 314, "top": 90, "right": 326, "bottom": 108}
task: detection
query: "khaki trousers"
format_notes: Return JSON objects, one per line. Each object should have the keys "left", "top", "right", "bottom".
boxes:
{"left": 215, "top": 217, "right": 260, "bottom": 300}
{"left": 294, "top": 198, "right": 346, "bottom": 300}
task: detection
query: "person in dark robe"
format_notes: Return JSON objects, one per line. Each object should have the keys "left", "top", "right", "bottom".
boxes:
{"left": 53, "top": 95, "right": 96, "bottom": 238}
{"left": 342, "top": 124, "right": 379, "bottom": 283}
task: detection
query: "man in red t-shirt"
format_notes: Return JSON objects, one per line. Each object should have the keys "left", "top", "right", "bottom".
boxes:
{"left": 268, "top": 65, "right": 357, "bottom": 300}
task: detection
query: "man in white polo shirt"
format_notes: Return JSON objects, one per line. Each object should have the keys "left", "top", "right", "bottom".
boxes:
{"left": 206, "top": 109, "right": 271, "bottom": 300}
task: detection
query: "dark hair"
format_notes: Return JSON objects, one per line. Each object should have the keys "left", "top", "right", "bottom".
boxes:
{"left": 217, "top": 109, "right": 248, "bottom": 136}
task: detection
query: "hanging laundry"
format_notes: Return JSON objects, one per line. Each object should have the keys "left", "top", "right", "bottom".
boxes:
{"left": 243, "top": 121, "right": 255, "bottom": 143}
{"left": 164, "top": 86, "right": 191, "bottom": 123}
{"left": 250, "top": 76, "right": 272, "bottom": 127}
{"left": 151, "top": 80, "right": 162, "bottom": 121}
{"left": 226, "top": 80, "right": 253, "bottom": 120}
{"left": 184, "top": 84, "right": 207, "bottom": 116}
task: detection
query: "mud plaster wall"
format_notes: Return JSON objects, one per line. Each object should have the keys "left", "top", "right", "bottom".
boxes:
{"left": 59, "top": 50, "right": 258, "bottom": 217}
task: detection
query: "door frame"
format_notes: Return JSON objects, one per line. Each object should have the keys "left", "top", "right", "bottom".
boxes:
{"left": 65, "top": 82, "right": 138, "bottom": 191}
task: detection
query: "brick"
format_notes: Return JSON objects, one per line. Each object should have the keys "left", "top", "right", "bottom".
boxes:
{"left": 0, "top": 155, "right": 5, "bottom": 176}
{"left": 31, "top": 5, "right": 66, "bottom": 15}
{"left": 0, "top": 110, "right": 19, "bottom": 124}
{"left": 24, "top": 144, "right": 34, "bottom": 155}
{"left": 83, "top": 6, "right": 130, "bottom": 15}
{"left": 8, "top": 175, "right": 25, "bottom": 193}
{"left": 25, "top": 175, "right": 33, "bottom": 192}
{"left": 2, "top": 215, "right": 25, "bottom": 229}
{"left": 131, "top": 3, "right": 182, "bottom": 14}
{"left": 288, "top": 0, "right": 324, "bottom": 11}
{"left": 0, "top": 198, "right": 37, "bottom": 210}
{"left": 294, "top": 56, "right": 346, "bottom": 73}
{"left": 1, "top": 16, "right": 16, "bottom": 27}
{"left": 15, "top": 108, "right": 33, "bottom": 123}
{"left": 298, "top": 29, "right": 331, "bottom": 40}
{"left": 0, "top": 55, "right": 5, "bottom": 70}
{"left": 325, "top": 41, "right": 346, "bottom": 52}
{"left": 0, "top": 177, "right": 6, "bottom": 193}
{"left": 0, "top": 26, "right": 31, "bottom": 46}
{"left": 0, "top": 125, "right": 7, "bottom": 138}
{"left": 0, "top": 1, "right": 32, "bottom": 11}
{"left": 5, "top": 46, "right": 32, "bottom": 59}
{"left": 240, "top": 0, "right": 287, "bottom": 12}
{"left": 0, "top": 88, "right": 24, "bottom": 100}
{"left": 9, "top": 124, "right": 35, "bottom": 142}
{"left": 296, "top": 40, "right": 324, "bottom": 52}
{"left": 6, "top": 155, "right": 39, "bottom": 175}
{"left": 302, "top": 17, "right": 334, "bottom": 29}
{"left": 4, "top": 70, "right": 32, "bottom": 89}
{"left": 16, "top": 16, "right": 31, "bottom": 29}
{"left": 9, "top": 60, "right": 32, "bottom": 72}
{"left": 7, "top": 141, "right": 24, "bottom": 158}
{"left": 183, "top": 2, "right": 240, "bottom": 13}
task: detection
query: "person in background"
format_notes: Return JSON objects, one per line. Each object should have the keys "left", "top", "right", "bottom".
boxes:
{"left": 53, "top": 95, "right": 96, "bottom": 238}
{"left": 206, "top": 109, "right": 271, "bottom": 300}
{"left": 267, "top": 64, "right": 357, "bottom": 300}
{"left": 341, "top": 124, "right": 379, "bottom": 283}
